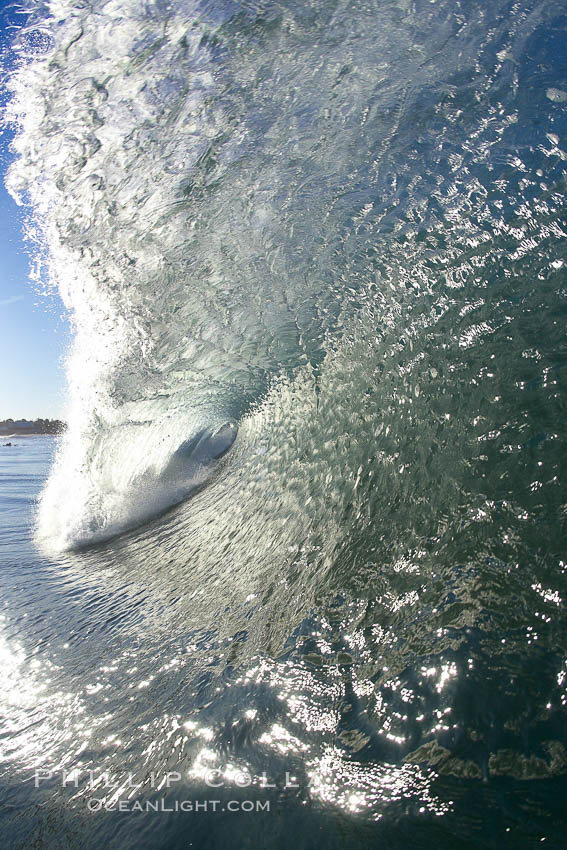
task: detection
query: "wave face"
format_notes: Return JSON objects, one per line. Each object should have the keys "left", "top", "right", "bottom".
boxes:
{"left": 3, "top": 2, "right": 567, "bottom": 842}
{"left": 7, "top": 0, "right": 563, "bottom": 549}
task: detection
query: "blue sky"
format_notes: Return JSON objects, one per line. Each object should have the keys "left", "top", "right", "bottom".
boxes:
{"left": 0, "top": 2, "right": 69, "bottom": 421}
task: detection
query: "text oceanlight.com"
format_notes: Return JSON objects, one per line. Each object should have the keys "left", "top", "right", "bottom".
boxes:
{"left": 33, "top": 770, "right": 287, "bottom": 814}
{"left": 87, "top": 799, "right": 270, "bottom": 813}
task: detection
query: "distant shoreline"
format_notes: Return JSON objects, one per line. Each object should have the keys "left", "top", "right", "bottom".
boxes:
{"left": 0, "top": 419, "right": 66, "bottom": 437}
{"left": 2, "top": 432, "right": 61, "bottom": 438}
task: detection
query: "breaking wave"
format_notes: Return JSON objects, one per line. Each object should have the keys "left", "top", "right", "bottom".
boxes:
{"left": 3, "top": 3, "right": 567, "bottom": 844}
{"left": 7, "top": 0, "right": 567, "bottom": 551}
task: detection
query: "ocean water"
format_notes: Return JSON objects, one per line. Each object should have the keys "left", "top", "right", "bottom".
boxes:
{"left": 2, "top": 0, "right": 567, "bottom": 847}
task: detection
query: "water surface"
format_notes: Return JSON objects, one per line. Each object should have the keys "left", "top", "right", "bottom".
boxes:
{"left": 2, "top": 0, "right": 567, "bottom": 846}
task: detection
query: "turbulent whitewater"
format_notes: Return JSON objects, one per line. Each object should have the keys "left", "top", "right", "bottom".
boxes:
{"left": 2, "top": 0, "right": 567, "bottom": 845}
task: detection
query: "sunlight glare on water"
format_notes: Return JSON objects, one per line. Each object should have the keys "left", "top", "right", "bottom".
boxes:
{"left": 1, "top": 0, "right": 567, "bottom": 846}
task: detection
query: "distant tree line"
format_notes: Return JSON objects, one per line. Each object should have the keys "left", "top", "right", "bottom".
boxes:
{"left": 0, "top": 418, "right": 67, "bottom": 435}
